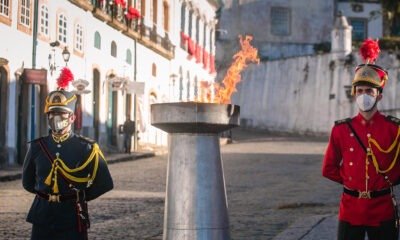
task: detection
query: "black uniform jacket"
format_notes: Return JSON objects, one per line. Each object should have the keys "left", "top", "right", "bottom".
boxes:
{"left": 22, "top": 133, "right": 113, "bottom": 229}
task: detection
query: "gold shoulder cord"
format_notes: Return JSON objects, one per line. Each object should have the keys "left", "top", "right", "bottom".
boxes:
{"left": 44, "top": 143, "right": 106, "bottom": 194}
{"left": 367, "top": 126, "right": 400, "bottom": 174}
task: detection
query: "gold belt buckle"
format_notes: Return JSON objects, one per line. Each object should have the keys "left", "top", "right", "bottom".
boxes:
{"left": 48, "top": 194, "right": 60, "bottom": 202}
{"left": 358, "top": 191, "right": 371, "bottom": 199}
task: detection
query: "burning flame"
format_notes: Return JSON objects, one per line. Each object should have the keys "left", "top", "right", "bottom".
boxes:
{"left": 203, "top": 35, "right": 259, "bottom": 104}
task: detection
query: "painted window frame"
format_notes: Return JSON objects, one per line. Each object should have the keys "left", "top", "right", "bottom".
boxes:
{"left": 94, "top": 31, "right": 101, "bottom": 49}
{"left": 39, "top": 4, "right": 49, "bottom": 38}
{"left": 126, "top": 49, "right": 132, "bottom": 65}
{"left": 0, "top": 0, "right": 12, "bottom": 26}
{"left": 17, "top": 0, "right": 32, "bottom": 34}
{"left": 163, "top": 0, "right": 169, "bottom": 32}
{"left": 270, "top": 7, "right": 291, "bottom": 36}
{"left": 111, "top": 41, "right": 117, "bottom": 57}
{"left": 74, "top": 23, "right": 84, "bottom": 53}
{"left": 57, "top": 13, "right": 68, "bottom": 44}
{"left": 349, "top": 17, "right": 368, "bottom": 41}
{"left": 20, "top": 0, "right": 31, "bottom": 27}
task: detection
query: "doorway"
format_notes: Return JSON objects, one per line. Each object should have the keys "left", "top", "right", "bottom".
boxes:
{"left": 107, "top": 88, "right": 118, "bottom": 147}
{"left": 0, "top": 67, "right": 8, "bottom": 166}
{"left": 93, "top": 69, "right": 100, "bottom": 141}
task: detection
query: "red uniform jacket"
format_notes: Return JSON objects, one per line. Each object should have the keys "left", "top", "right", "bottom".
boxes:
{"left": 322, "top": 111, "right": 400, "bottom": 226}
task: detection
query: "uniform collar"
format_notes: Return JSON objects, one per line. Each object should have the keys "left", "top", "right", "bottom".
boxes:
{"left": 355, "top": 111, "right": 383, "bottom": 126}
{"left": 50, "top": 130, "right": 74, "bottom": 143}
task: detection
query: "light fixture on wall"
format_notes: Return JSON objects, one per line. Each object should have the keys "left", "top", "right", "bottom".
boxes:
{"left": 71, "top": 79, "right": 91, "bottom": 134}
{"left": 108, "top": 74, "right": 128, "bottom": 91}
{"left": 72, "top": 79, "right": 91, "bottom": 95}
{"left": 62, "top": 47, "right": 71, "bottom": 66}
{"left": 48, "top": 41, "right": 71, "bottom": 75}
{"left": 169, "top": 73, "right": 178, "bottom": 100}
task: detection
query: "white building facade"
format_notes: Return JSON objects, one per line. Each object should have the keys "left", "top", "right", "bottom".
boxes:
{"left": 337, "top": 0, "right": 383, "bottom": 41}
{"left": 0, "top": 0, "right": 219, "bottom": 166}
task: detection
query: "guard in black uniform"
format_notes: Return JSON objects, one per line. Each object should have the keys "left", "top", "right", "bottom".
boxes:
{"left": 22, "top": 68, "right": 113, "bottom": 240}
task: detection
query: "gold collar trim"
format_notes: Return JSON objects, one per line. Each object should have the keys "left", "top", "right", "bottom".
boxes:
{"left": 52, "top": 132, "right": 70, "bottom": 143}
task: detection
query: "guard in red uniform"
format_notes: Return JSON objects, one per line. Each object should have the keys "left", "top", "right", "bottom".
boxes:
{"left": 322, "top": 39, "right": 400, "bottom": 240}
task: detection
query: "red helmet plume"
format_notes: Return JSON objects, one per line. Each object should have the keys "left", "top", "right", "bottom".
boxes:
{"left": 56, "top": 67, "right": 74, "bottom": 90}
{"left": 359, "top": 38, "right": 380, "bottom": 64}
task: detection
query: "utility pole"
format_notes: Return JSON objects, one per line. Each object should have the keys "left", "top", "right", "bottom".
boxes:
{"left": 30, "top": 0, "right": 39, "bottom": 140}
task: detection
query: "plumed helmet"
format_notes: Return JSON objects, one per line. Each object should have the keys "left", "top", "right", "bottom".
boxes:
{"left": 44, "top": 67, "right": 77, "bottom": 113}
{"left": 351, "top": 39, "right": 388, "bottom": 95}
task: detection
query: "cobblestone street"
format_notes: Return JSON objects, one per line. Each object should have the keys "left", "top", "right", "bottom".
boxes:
{"left": 0, "top": 129, "right": 343, "bottom": 239}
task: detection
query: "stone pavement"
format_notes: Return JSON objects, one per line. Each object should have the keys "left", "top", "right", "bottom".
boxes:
{"left": 273, "top": 214, "right": 338, "bottom": 240}
{"left": 0, "top": 129, "right": 388, "bottom": 240}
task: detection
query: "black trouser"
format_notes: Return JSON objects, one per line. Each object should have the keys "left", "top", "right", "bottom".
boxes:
{"left": 31, "top": 224, "right": 87, "bottom": 240}
{"left": 338, "top": 219, "right": 398, "bottom": 240}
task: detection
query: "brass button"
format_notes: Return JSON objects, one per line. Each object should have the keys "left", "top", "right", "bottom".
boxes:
{"left": 350, "top": 147, "right": 354, "bottom": 152}
{"left": 367, "top": 133, "right": 371, "bottom": 138}
{"left": 349, "top": 162, "right": 353, "bottom": 166}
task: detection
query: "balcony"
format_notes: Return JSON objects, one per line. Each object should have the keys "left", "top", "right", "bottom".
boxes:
{"left": 89, "top": 1, "right": 174, "bottom": 59}
{"left": 70, "top": 0, "right": 94, "bottom": 11}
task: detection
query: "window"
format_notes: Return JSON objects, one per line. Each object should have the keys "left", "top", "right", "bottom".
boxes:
{"left": 163, "top": 1, "right": 169, "bottom": 32}
{"left": 0, "top": 0, "right": 11, "bottom": 18}
{"left": 75, "top": 23, "right": 84, "bottom": 52}
{"left": 111, "top": 41, "right": 117, "bottom": 57}
{"left": 349, "top": 18, "right": 367, "bottom": 41}
{"left": 209, "top": 29, "right": 213, "bottom": 54}
{"left": 20, "top": 0, "right": 30, "bottom": 27}
{"left": 152, "top": 63, "right": 156, "bottom": 77}
{"left": 140, "top": 0, "right": 145, "bottom": 17}
{"left": 39, "top": 5, "right": 49, "bottom": 36}
{"left": 188, "top": 10, "right": 193, "bottom": 37}
{"left": 195, "top": 16, "right": 200, "bottom": 43}
{"left": 151, "top": 0, "right": 157, "bottom": 25}
{"left": 180, "top": 2, "right": 185, "bottom": 32}
{"left": 203, "top": 22, "right": 207, "bottom": 47}
{"left": 271, "top": 7, "right": 290, "bottom": 36}
{"left": 94, "top": 31, "right": 101, "bottom": 49}
{"left": 58, "top": 14, "right": 67, "bottom": 44}
{"left": 126, "top": 49, "right": 132, "bottom": 65}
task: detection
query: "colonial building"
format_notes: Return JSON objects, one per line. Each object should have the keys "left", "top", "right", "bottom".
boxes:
{"left": 216, "top": 1, "right": 399, "bottom": 135}
{"left": 216, "top": 0, "right": 383, "bottom": 66}
{"left": 0, "top": 0, "right": 219, "bottom": 166}
{"left": 337, "top": 0, "right": 383, "bottom": 41}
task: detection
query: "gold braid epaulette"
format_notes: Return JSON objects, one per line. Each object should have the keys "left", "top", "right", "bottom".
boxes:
{"left": 44, "top": 143, "right": 105, "bottom": 194}
{"left": 367, "top": 126, "right": 400, "bottom": 174}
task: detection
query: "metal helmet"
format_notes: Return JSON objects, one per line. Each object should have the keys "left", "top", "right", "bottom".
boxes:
{"left": 44, "top": 67, "right": 77, "bottom": 113}
{"left": 351, "top": 39, "right": 388, "bottom": 95}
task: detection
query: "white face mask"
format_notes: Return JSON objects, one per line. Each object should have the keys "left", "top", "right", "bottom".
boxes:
{"left": 356, "top": 94, "right": 377, "bottom": 112}
{"left": 49, "top": 115, "right": 70, "bottom": 133}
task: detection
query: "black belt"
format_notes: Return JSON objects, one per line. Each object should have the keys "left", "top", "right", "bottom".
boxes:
{"left": 343, "top": 187, "right": 391, "bottom": 199}
{"left": 36, "top": 191, "right": 77, "bottom": 203}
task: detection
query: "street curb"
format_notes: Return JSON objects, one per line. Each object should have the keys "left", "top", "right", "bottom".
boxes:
{"left": 272, "top": 214, "right": 333, "bottom": 240}
{"left": 0, "top": 152, "right": 156, "bottom": 182}
{"left": 0, "top": 173, "right": 22, "bottom": 182}
{"left": 106, "top": 152, "right": 155, "bottom": 165}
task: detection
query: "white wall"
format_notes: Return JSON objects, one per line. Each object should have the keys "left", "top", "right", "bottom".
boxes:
{"left": 232, "top": 52, "right": 400, "bottom": 134}
{"left": 338, "top": 2, "right": 382, "bottom": 39}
